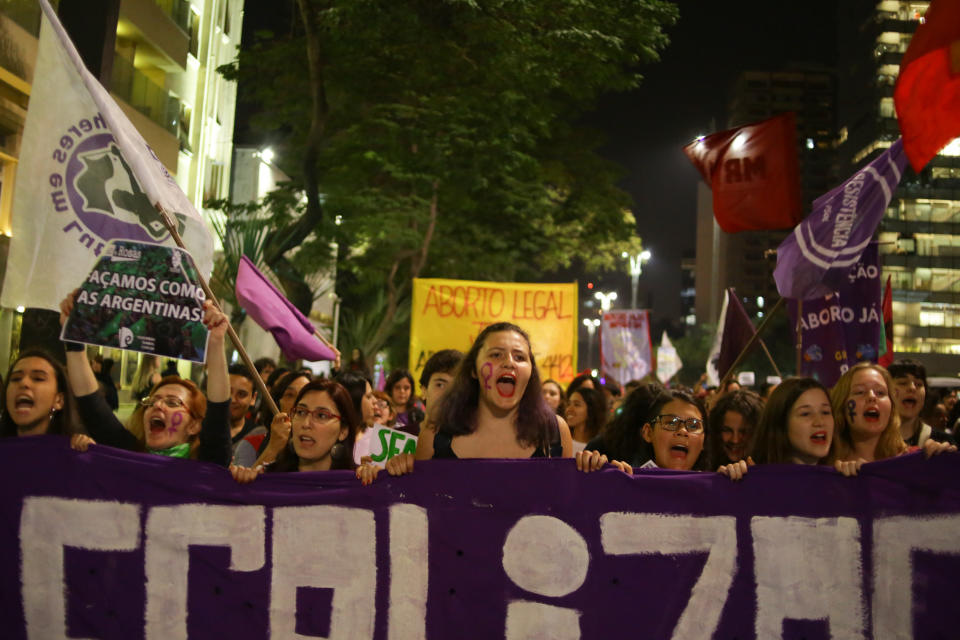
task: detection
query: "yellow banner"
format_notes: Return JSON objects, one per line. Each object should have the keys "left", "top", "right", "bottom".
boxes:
{"left": 409, "top": 278, "right": 579, "bottom": 390}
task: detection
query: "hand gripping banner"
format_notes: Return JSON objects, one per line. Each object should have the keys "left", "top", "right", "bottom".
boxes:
{"left": 2, "top": 437, "right": 960, "bottom": 639}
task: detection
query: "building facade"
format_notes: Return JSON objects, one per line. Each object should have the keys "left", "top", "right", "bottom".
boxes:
{"left": 0, "top": 0, "right": 244, "bottom": 373}
{"left": 839, "top": 0, "right": 960, "bottom": 374}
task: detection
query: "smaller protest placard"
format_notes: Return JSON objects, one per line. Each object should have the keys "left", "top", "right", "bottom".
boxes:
{"left": 353, "top": 424, "right": 418, "bottom": 467}
{"left": 60, "top": 240, "right": 209, "bottom": 362}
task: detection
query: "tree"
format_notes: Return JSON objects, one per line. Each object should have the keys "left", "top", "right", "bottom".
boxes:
{"left": 219, "top": 0, "right": 679, "bottom": 358}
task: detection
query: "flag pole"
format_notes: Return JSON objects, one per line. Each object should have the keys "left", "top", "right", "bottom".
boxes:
{"left": 313, "top": 329, "right": 341, "bottom": 369}
{"left": 717, "top": 296, "right": 786, "bottom": 393}
{"left": 157, "top": 206, "right": 280, "bottom": 417}
{"left": 758, "top": 335, "right": 782, "bottom": 378}
{"left": 795, "top": 299, "right": 803, "bottom": 375}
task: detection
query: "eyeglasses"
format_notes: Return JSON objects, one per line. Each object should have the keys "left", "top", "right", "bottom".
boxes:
{"left": 655, "top": 414, "right": 705, "bottom": 434}
{"left": 292, "top": 407, "right": 341, "bottom": 423}
{"left": 373, "top": 400, "right": 390, "bottom": 410}
{"left": 141, "top": 395, "right": 187, "bottom": 409}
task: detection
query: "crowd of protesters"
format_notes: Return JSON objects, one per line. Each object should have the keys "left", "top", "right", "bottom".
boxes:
{"left": 1, "top": 297, "right": 956, "bottom": 487}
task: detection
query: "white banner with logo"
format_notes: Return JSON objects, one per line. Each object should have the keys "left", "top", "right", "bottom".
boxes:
{"left": 600, "top": 310, "right": 652, "bottom": 386}
{"left": 1, "top": 0, "right": 213, "bottom": 311}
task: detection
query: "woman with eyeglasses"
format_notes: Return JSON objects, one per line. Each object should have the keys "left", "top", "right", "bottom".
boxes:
{"left": 585, "top": 383, "right": 708, "bottom": 471}
{"left": 59, "top": 291, "right": 232, "bottom": 465}
{"left": 369, "top": 390, "right": 397, "bottom": 428}
{"left": 230, "top": 379, "right": 359, "bottom": 482}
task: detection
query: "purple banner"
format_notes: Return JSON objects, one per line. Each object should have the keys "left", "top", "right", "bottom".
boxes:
{"left": 788, "top": 244, "right": 883, "bottom": 387}
{"left": 2, "top": 437, "right": 960, "bottom": 639}
{"left": 775, "top": 139, "right": 905, "bottom": 300}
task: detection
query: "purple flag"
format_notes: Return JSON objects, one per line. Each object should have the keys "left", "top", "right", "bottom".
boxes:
{"left": 774, "top": 139, "right": 906, "bottom": 300}
{"left": 235, "top": 255, "right": 337, "bottom": 362}
{"left": 3, "top": 436, "right": 960, "bottom": 638}
{"left": 716, "top": 289, "right": 757, "bottom": 381}
{"left": 788, "top": 244, "right": 883, "bottom": 386}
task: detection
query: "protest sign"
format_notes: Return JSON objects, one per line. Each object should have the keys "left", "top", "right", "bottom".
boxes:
{"left": 60, "top": 240, "right": 209, "bottom": 362}
{"left": 788, "top": 244, "right": 882, "bottom": 386}
{"left": 353, "top": 424, "right": 418, "bottom": 467}
{"left": 600, "top": 310, "right": 652, "bottom": 385}
{"left": 1, "top": 1, "right": 213, "bottom": 311}
{"left": 2, "top": 437, "right": 960, "bottom": 639}
{"left": 409, "top": 278, "right": 578, "bottom": 387}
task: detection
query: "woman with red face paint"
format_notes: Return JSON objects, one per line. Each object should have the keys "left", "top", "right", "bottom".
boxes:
{"left": 357, "top": 323, "right": 624, "bottom": 484}
{"left": 59, "top": 291, "right": 233, "bottom": 466}
{"left": 830, "top": 362, "right": 955, "bottom": 464}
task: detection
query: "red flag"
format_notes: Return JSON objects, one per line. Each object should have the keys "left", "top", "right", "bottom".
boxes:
{"left": 683, "top": 112, "right": 802, "bottom": 232}
{"left": 878, "top": 275, "right": 894, "bottom": 368}
{"left": 235, "top": 256, "right": 338, "bottom": 362}
{"left": 894, "top": 0, "right": 960, "bottom": 173}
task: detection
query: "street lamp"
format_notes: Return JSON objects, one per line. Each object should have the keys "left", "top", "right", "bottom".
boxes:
{"left": 582, "top": 318, "right": 600, "bottom": 370}
{"left": 594, "top": 290, "right": 618, "bottom": 313}
{"left": 621, "top": 249, "right": 652, "bottom": 309}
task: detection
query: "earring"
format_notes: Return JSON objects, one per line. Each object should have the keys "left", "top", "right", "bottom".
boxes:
{"left": 49, "top": 408, "right": 58, "bottom": 421}
{"left": 331, "top": 442, "right": 344, "bottom": 458}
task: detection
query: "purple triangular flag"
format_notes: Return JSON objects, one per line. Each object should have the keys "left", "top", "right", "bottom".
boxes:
{"left": 235, "top": 256, "right": 337, "bottom": 362}
{"left": 774, "top": 139, "right": 906, "bottom": 300}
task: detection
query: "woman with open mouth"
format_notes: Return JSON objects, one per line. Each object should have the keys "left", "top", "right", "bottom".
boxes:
{"left": 230, "top": 379, "right": 359, "bottom": 482}
{"left": 0, "top": 349, "right": 92, "bottom": 451}
{"left": 723, "top": 377, "right": 860, "bottom": 480}
{"left": 887, "top": 360, "right": 955, "bottom": 450}
{"left": 59, "top": 292, "right": 233, "bottom": 466}
{"left": 357, "top": 322, "right": 625, "bottom": 484}
{"left": 831, "top": 362, "right": 956, "bottom": 464}
{"left": 584, "top": 384, "right": 708, "bottom": 472}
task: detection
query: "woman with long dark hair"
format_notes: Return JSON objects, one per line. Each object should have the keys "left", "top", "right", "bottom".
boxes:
{"left": 565, "top": 386, "right": 607, "bottom": 452}
{"left": 1, "top": 349, "right": 92, "bottom": 450}
{"left": 356, "top": 323, "right": 628, "bottom": 483}
{"left": 720, "top": 377, "right": 861, "bottom": 481}
{"left": 230, "top": 379, "right": 359, "bottom": 482}
{"left": 587, "top": 383, "right": 708, "bottom": 471}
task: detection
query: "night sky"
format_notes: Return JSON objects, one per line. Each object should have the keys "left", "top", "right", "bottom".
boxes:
{"left": 237, "top": 1, "right": 840, "bottom": 330}
{"left": 585, "top": 0, "right": 839, "bottom": 328}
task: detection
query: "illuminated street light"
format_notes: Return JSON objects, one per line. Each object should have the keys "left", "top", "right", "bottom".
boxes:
{"left": 583, "top": 318, "right": 601, "bottom": 370}
{"left": 621, "top": 249, "right": 651, "bottom": 309}
{"left": 594, "top": 290, "right": 617, "bottom": 313}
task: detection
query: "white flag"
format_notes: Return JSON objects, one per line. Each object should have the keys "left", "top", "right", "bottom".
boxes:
{"left": 656, "top": 331, "right": 682, "bottom": 384}
{"left": 705, "top": 289, "right": 729, "bottom": 387}
{"left": 1, "top": 0, "right": 213, "bottom": 311}
{"left": 599, "top": 310, "right": 652, "bottom": 386}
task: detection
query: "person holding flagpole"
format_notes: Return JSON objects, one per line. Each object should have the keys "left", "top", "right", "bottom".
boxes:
{"left": 59, "top": 291, "right": 233, "bottom": 466}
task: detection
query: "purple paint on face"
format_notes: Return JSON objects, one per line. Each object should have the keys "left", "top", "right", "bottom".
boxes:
{"left": 847, "top": 399, "right": 856, "bottom": 422}
{"left": 168, "top": 411, "right": 183, "bottom": 434}
{"left": 480, "top": 362, "right": 493, "bottom": 390}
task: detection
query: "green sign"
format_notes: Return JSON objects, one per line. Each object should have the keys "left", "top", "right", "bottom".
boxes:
{"left": 60, "top": 240, "right": 209, "bottom": 362}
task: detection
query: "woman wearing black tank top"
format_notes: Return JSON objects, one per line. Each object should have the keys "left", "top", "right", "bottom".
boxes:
{"left": 357, "top": 323, "right": 622, "bottom": 484}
